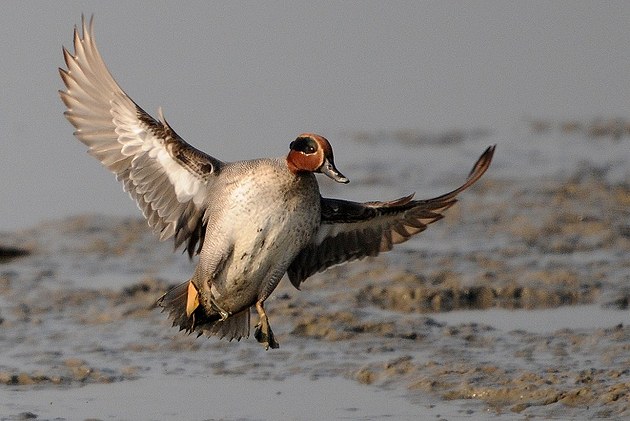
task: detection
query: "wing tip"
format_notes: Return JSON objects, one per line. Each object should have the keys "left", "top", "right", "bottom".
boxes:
{"left": 433, "top": 144, "right": 496, "bottom": 202}
{"left": 80, "top": 13, "right": 95, "bottom": 39}
{"left": 468, "top": 144, "right": 496, "bottom": 179}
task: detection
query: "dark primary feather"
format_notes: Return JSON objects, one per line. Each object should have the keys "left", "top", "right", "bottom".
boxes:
{"left": 287, "top": 145, "right": 495, "bottom": 288}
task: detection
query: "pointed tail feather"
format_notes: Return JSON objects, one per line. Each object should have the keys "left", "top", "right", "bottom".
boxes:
{"left": 157, "top": 281, "right": 250, "bottom": 341}
{"left": 157, "top": 280, "right": 200, "bottom": 333}
{"left": 203, "top": 308, "right": 251, "bottom": 341}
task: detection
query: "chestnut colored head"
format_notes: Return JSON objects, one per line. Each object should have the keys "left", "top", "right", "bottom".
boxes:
{"left": 286, "top": 133, "right": 349, "bottom": 183}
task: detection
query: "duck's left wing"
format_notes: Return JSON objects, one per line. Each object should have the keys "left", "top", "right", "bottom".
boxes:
{"left": 287, "top": 145, "right": 495, "bottom": 289}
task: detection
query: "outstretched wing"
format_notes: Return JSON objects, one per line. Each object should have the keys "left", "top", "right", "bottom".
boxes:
{"left": 59, "top": 16, "right": 222, "bottom": 257}
{"left": 287, "top": 145, "right": 495, "bottom": 288}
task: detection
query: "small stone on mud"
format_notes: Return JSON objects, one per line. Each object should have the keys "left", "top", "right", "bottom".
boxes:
{"left": 15, "top": 412, "right": 38, "bottom": 420}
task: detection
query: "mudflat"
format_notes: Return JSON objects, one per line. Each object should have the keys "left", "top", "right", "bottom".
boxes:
{"left": 1, "top": 133, "right": 629, "bottom": 419}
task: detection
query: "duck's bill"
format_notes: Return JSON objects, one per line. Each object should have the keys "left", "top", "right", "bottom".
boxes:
{"left": 321, "top": 158, "right": 349, "bottom": 183}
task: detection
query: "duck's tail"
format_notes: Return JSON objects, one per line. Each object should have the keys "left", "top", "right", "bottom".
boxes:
{"left": 157, "top": 280, "right": 251, "bottom": 341}
{"left": 157, "top": 280, "right": 201, "bottom": 333}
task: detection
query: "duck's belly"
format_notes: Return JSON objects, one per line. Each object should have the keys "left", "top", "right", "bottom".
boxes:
{"left": 208, "top": 185, "right": 319, "bottom": 312}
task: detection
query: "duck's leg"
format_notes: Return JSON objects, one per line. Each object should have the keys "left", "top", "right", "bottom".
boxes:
{"left": 209, "top": 295, "right": 231, "bottom": 321}
{"left": 254, "top": 300, "right": 279, "bottom": 350}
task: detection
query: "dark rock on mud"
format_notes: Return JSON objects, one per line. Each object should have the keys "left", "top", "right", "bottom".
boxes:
{"left": 0, "top": 246, "right": 30, "bottom": 263}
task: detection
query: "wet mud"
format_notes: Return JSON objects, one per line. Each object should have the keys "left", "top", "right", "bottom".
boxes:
{"left": 1, "top": 160, "right": 629, "bottom": 419}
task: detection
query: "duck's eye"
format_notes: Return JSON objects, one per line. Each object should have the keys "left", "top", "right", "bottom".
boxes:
{"left": 291, "top": 137, "right": 318, "bottom": 155}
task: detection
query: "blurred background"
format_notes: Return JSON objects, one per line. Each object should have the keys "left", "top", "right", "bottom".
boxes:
{"left": 1, "top": 1, "right": 629, "bottom": 231}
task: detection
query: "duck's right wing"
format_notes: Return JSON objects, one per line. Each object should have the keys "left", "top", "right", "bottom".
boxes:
{"left": 59, "top": 16, "right": 221, "bottom": 257}
{"left": 287, "top": 145, "right": 495, "bottom": 288}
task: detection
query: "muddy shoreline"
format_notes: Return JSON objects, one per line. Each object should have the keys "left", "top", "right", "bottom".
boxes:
{"left": 1, "top": 164, "right": 629, "bottom": 419}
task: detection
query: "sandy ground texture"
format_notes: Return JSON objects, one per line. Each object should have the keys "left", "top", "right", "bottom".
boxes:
{"left": 1, "top": 139, "right": 629, "bottom": 419}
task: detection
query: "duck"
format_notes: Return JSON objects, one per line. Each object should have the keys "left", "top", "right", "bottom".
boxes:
{"left": 59, "top": 17, "right": 495, "bottom": 350}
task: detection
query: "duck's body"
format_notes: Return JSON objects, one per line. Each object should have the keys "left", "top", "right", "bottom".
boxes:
{"left": 165, "top": 157, "right": 324, "bottom": 347}
{"left": 197, "top": 158, "right": 321, "bottom": 313}
{"left": 59, "top": 17, "right": 495, "bottom": 349}
{"left": 196, "top": 157, "right": 321, "bottom": 312}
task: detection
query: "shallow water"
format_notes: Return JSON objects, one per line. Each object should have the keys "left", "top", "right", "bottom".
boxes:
{"left": 433, "top": 305, "right": 630, "bottom": 334}
{"left": 3, "top": 374, "right": 427, "bottom": 421}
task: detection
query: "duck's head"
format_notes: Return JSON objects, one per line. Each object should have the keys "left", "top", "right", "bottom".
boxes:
{"left": 287, "top": 133, "right": 349, "bottom": 183}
